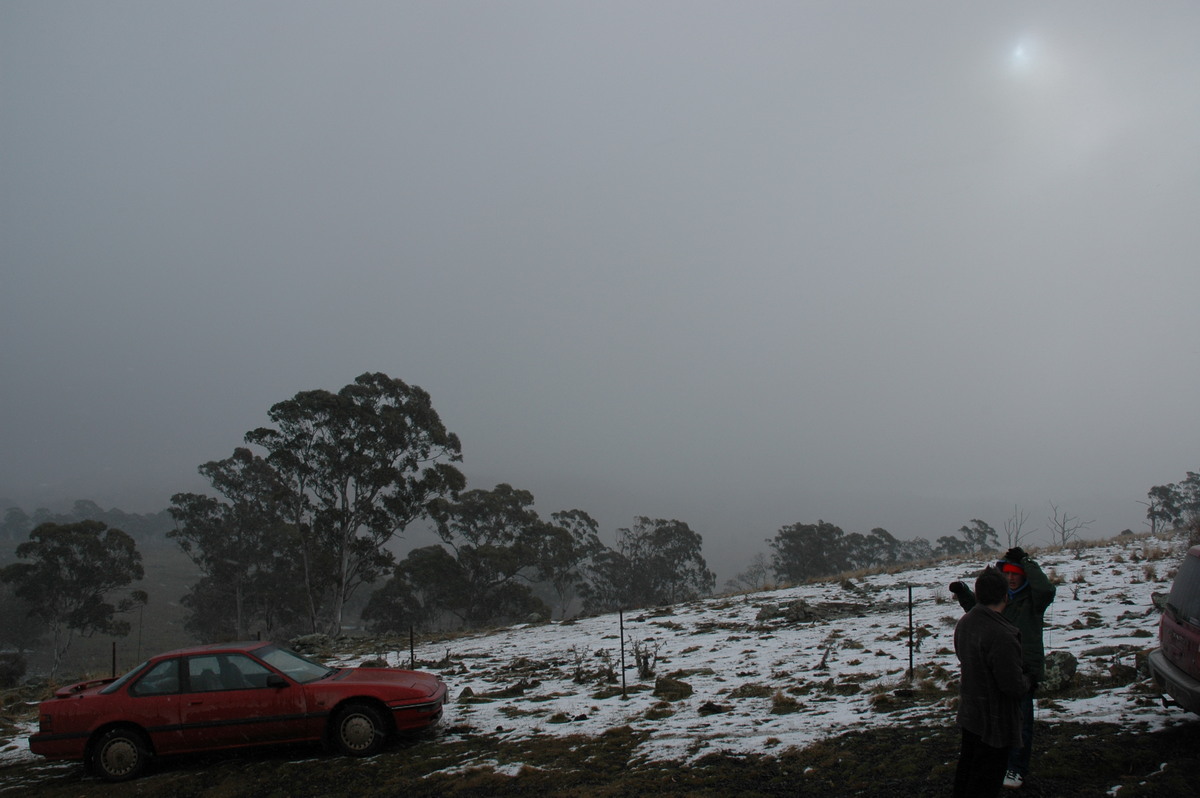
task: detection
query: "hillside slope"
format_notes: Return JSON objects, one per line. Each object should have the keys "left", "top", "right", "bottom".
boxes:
{"left": 3, "top": 532, "right": 1198, "bottom": 796}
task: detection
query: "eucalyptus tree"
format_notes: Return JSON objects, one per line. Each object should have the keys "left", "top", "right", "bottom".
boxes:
{"left": 369, "top": 494, "right": 605, "bottom": 630}
{"left": 620, "top": 517, "right": 715, "bottom": 605}
{"left": 245, "top": 372, "right": 465, "bottom": 635}
{"left": 957, "top": 518, "right": 1000, "bottom": 553}
{"left": 1143, "top": 483, "right": 1181, "bottom": 534}
{"left": 769, "top": 520, "right": 847, "bottom": 583}
{"left": 0, "top": 521, "right": 147, "bottom": 678}
{"left": 583, "top": 517, "right": 715, "bottom": 612}
{"left": 361, "top": 545, "right": 459, "bottom": 633}
{"left": 536, "top": 509, "right": 605, "bottom": 619}
{"left": 1143, "top": 471, "right": 1200, "bottom": 536}
{"left": 424, "top": 483, "right": 550, "bottom": 627}
{"left": 169, "top": 447, "right": 293, "bottom": 639}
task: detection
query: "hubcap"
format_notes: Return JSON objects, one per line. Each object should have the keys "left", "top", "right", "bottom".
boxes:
{"left": 101, "top": 738, "right": 138, "bottom": 776}
{"left": 341, "top": 714, "right": 376, "bottom": 751}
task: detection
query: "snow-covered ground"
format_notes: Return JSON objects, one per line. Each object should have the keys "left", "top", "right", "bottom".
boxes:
{"left": 4, "top": 533, "right": 1197, "bottom": 777}
{"left": 341, "top": 533, "right": 1198, "bottom": 769}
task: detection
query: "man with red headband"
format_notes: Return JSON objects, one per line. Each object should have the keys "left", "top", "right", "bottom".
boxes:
{"left": 950, "top": 546, "right": 1056, "bottom": 790}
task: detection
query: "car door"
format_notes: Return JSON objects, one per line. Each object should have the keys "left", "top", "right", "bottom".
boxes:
{"left": 179, "top": 653, "right": 310, "bottom": 751}
{"left": 126, "top": 657, "right": 186, "bottom": 754}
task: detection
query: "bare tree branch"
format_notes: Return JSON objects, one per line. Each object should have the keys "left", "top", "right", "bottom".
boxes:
{"left": 1047, "top": 501, "right": 1093, "bottom": 547}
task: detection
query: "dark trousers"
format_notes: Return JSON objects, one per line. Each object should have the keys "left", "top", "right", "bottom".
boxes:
{"left": 953, "top": 728, "right": 1009, "bottom": 798}
{"left": 1008, "top": 688, "right": 1035, "bottom": 776}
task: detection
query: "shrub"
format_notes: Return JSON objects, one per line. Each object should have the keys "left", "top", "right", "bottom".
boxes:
{"left": 0, "top": 653, "right": 26, "bottom": 688}
{"left": 771, "top": 690, "right": 802, "bottom": 714}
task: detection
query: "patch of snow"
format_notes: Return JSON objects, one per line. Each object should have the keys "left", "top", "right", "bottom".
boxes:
{"left": 0, "top": 720, "right": 38, "bottom": 765}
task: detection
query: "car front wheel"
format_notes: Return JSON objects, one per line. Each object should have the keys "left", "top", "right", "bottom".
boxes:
{"left": 90, "top": 727, "right": 149, "bottom": 781}
{"left": 331, "top": 702, "right": 388, "bottom": 757}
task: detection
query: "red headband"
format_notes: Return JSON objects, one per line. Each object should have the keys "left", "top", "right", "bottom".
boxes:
{"left": 999, "top": 562, "right": 1025, "bottom": 575}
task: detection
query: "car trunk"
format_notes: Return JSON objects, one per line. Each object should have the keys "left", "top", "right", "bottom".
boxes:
{"left": 1160, "top": 546, "right": 1200, "bottom": 682}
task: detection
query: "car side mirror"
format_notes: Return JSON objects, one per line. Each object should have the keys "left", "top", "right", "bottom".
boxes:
{"left": 266, "top": 674, "right": 289, "bottom": 689}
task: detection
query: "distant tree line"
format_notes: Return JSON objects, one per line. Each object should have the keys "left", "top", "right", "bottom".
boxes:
{"left": 762, "top": 519, "right": 1003, "bottom": 585}
{"left": 165, "top": 373, "right": 715, "bottom": 642}
{"left": 0, "top": 501, "right": 173, "bottom": 544}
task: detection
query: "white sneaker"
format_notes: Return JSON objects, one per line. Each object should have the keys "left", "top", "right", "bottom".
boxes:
{"left": 1003, "top": 770, "right": 1024, "bottom": 789}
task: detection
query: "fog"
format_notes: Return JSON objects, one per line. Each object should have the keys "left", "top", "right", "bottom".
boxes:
{"left": 3, "top": 2, "right": 1199, "bottom": 579}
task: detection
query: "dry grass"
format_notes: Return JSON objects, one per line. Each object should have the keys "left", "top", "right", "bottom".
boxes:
{"left": 10, "top": 699, "right": 1197, "bottom": 798}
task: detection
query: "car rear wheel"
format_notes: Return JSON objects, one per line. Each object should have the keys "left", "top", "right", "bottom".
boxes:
{"left": 90, "top": 727, "right": 149, "bottom": 782}
{"left": 331, "top": 702, "right": 388, "bottom": 757}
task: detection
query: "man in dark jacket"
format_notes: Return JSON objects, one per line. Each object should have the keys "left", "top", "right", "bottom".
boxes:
{"left": 951, "top": 547, "right": 1056, "bottom": 789}
{"left": 953, "top": 567, "right": 1030, "bottom": 798}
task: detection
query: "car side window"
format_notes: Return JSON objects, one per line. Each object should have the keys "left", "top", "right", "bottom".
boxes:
{"left": 221, "top": 654, "right": 275, "bottom": 689}
{"left": 187, "top": 655, "right": 224, "bottom": 692}
{"left": 187, "top": 653, "right": 276, "bottom": 691}
{"left": 130, "top": 658, "right": 180, "bottom": 697}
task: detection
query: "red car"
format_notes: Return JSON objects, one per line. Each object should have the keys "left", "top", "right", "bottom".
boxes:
{"left": 1149, "top": 544, "right": 1200, "bottom": 715}
{"left": 29, "top": 641, "right": 447, "bottom": 781}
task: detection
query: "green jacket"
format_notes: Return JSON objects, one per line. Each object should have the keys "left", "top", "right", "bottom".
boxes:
{"left": 956, "top": 556, "right": 1056, "bottom": 680}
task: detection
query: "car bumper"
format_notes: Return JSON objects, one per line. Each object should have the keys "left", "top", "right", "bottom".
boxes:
{"left": 388, "top": 682, "right": 447, "bottom": 731}
{"left": 28, "top": 731, "right": 87, "bottom": 760}
{"left": 1148, "top": 648, "right": 1200, "bottom": 715}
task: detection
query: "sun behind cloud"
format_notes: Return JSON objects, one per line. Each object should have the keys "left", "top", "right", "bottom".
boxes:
{"left": 1009, "top": 36, "right": 1034, "bottom": 74}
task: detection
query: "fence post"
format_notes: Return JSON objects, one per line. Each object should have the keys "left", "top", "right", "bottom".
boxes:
{"left": 619, "top": 609, "right": 627, "bottom": 699}
{"left": 907, "top": 585, "right": 914, "bottom": 682}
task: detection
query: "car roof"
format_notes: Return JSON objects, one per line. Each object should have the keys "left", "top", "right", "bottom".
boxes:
{"left": 153, "top": 641, "right": 273, "bottom": 659}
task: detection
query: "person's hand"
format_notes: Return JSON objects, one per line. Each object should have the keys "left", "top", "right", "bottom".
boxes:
{"left": 1004, "top": 547, "right": 1027, "bottom": 564}
{"left": 949, "top": 581, "right": 967, "bottom": 595}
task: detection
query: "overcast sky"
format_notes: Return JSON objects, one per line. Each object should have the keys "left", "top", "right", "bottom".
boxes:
{"left": 3, "top": 2, "right": 1198, "bottom": 577}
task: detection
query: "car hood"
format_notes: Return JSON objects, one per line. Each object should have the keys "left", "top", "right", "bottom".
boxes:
{"left": 335, "top": 667, "right": 443, "bottom": 698}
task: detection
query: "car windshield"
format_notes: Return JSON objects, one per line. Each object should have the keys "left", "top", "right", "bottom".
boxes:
{"left": 255, "top": 644, "right": 337, "bottom": 683}
{"left": 100, "top": 660, "right": 150, "bottom": 694}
